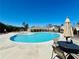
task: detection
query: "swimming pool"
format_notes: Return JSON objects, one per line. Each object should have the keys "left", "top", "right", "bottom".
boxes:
{"left": 10, "top": 32, "right": 60, "bottom": 43}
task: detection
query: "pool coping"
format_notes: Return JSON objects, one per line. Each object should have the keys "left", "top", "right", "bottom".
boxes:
{"left": 9, "top": 32, "right": 60, "bottom": 45}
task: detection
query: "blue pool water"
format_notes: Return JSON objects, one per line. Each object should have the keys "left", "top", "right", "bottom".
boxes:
{"left": 10, "top": 32, "right": 60, "bottom": 43}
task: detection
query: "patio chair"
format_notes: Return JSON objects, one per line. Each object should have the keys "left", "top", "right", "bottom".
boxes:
{"left": 70, "top": 53, "right": 79, "bottom": 59}
{"left": 53, "top": 39, "right": 59, "bottom": 47}
{"left": 57, "top": 50, "right": 79, "bottom": 59}
{"left": 51, "top": 45, "right": 66, "bottom": 59}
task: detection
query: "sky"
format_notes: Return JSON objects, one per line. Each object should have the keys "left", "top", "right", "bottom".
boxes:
{"left": 0, "top": 0, "right": 79, "bottom": 26}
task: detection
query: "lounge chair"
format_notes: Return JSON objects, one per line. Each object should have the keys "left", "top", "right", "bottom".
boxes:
{"left": 53, "top": 39, "right": 59, "bottom": 47}
{"left": 51, "top": 46, "right": 66, "bottom": 59}
{"left": 67, "top": 53, "right": 79, "bottom": 59}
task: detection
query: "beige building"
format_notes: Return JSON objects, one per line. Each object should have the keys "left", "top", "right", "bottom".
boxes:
{"left": 30, "top": 26, "right": 59, "bottom": 32}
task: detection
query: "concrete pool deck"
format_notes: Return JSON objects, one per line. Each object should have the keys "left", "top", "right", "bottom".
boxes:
{"left": 0, "top": 32, "right": 79, "bottom": 59}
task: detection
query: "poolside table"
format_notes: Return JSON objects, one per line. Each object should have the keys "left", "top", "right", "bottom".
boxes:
{"left": 57, "top": 41, "right": 79, "bottom": 54}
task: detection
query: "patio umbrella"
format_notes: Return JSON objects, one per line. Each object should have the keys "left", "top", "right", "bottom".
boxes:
{"left": 63, "top": 16, "right": 74, "bottom": 41}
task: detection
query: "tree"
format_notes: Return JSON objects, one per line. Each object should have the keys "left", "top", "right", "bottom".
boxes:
{"left": 58, "top": 26, "right": 61, "bottom": 32}
{"left": 22, "top": 22, "right": 28, "bottom": 31}
{"left": 0, "top": 22, "right": 23, "bottom": 32}
{"left": 0, "top": 22, "right": 6, "bottom": 33}
{"left": 73, "top": 28, "right": 77, "bottom": 35}
{"left": 77, "top": 22, "right": 79, "bottom": 25}
{"left": 22, "top": 22, "right": 26, "bottom": 27}
{"left": 61, "top": 24, "right": 63, "bottom": 26}
{"left": 47, "top": 24, "right": 52, "bottom": 28}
